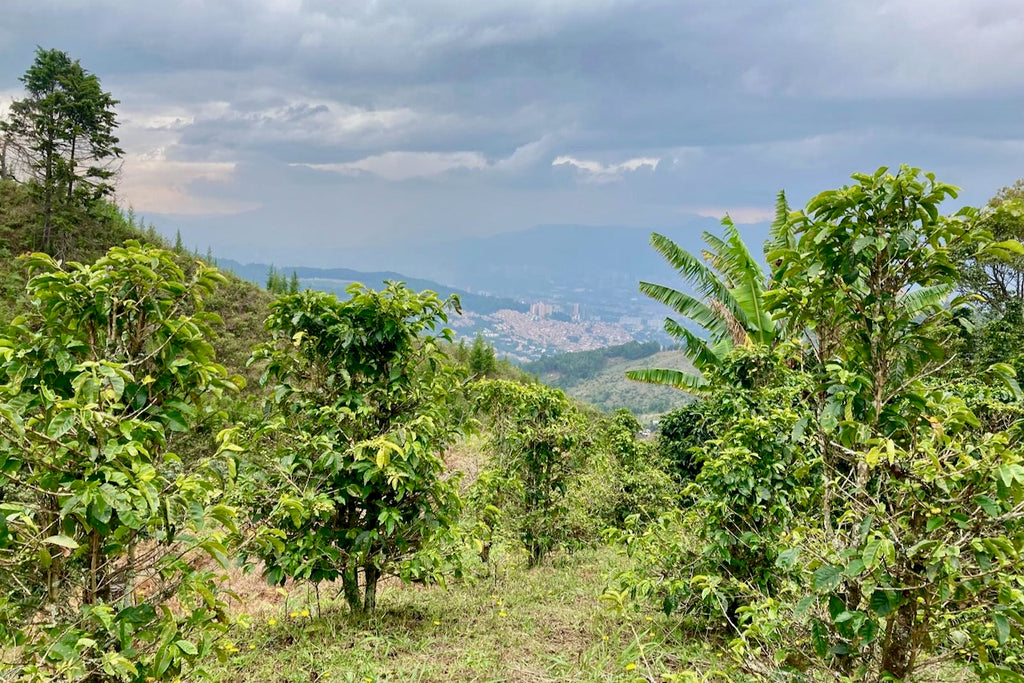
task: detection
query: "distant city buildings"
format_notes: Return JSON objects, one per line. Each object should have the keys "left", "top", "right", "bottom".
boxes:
{"left": 529, "top": 301, "right": 554, "bottom": 319}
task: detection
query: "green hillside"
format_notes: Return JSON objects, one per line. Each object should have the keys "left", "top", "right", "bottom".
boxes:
{"left": 0, "top": 179, "right": 272, "bottom": 387}
{"left": 524, "top": 342, "right": 696, "bottom": 418}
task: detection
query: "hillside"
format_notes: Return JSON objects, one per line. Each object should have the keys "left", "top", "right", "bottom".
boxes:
{"left": 0, "top": 179, "right": 272, "bottom": 388}
{"left": 523, "top": 342, "right": 696, "bottom": 418}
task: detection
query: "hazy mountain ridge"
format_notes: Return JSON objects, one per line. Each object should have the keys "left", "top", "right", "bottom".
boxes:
{"left": 216, "top": 221, "right": 771, "bottom": 360}
{"left": 216, "top": 259, "right": 529, "bottom": 315}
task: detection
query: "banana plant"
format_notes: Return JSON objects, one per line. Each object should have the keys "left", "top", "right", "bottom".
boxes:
{"left": 627, "top": 215, "right": 777, "bottom": 393}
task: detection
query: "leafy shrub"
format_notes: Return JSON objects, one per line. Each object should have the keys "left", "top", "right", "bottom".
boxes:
{"left": 475, "top": 380, "right": 591, "bottom": 566}
{"left": 599, "top": 410, "right": 677, "bottom": 528}
{"left": 240, "top": 284, "right": 467, "bottom": 615}
{"left": 0, "top": 244, "right": 239, "bottom": 681}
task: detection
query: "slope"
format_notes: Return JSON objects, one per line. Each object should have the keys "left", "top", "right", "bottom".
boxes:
{"left": 0, "top": 179, "right": 273, "bottom": 388}
{"left": 524, "top": 342, "right": 696, "bottom": 418}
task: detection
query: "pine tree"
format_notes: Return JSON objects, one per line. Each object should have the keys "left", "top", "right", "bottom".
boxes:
{"left": 469, "top": 333, "right": 497, "bottom": 377}
{"left": 0, "top": 48, "right": 123, "bottom": 255}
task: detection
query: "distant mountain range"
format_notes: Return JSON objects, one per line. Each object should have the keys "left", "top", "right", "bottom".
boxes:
{"left": 214, "top": 220, "right": 772, "bottom": 360}
{"left": 323, "top": 220, "right": 772, "bottom": 322}
{"left": 215, "top": 259, "right": 528, "bottom": 315}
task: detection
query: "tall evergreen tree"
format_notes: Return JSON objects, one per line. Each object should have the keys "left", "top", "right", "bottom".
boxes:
{"left": 469, "top": 333, "right": 497, "bottom": 377}
{"left": 0, "top": 48, "right": 123, "bottom": 254}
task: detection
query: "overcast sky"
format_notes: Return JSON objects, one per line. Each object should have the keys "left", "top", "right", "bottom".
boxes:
{"left": 2, "top": 0, "right": 1023, "bottom": 262}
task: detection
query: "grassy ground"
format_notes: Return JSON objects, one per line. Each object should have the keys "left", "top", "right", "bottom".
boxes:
{"left": 204, "top": 547, "right": 725, "bottom": 683}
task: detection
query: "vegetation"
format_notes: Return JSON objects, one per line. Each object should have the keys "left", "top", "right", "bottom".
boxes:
{"left": 1, "top": 48, "right": 123, "bottom": 257}
{"left": 5, "top": 47, "right": 1024, "bottom": 683}
{"left": 627, "top": 220, "right": 777, "bottom": 393}
{"left": 524, "top": 342, "right": 695, "bottom": 417}
{"left": 612, "top": 166, "right": 1024, "bottom": 682}
{"left": 239, "top": 286, "right": 468, "bottom": 616}
{"left": 0, "top": 244, "right": 240, "bottom": 680}
{"left": 526, "top": 341, "right": 662, "bottom": 380}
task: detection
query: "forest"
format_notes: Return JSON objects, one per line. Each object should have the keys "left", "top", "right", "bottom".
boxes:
{"left": 2, "top": 48, "right": 1024, "bottom": 683}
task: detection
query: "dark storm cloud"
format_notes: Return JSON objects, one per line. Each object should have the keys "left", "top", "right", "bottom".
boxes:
{"left": 2, "top": 0, "right": 1024, "bottom": 259}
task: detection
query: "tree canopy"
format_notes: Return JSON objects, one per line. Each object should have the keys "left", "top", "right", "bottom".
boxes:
{"left": 0, "top": 47, "right": 122, "bottom": 255}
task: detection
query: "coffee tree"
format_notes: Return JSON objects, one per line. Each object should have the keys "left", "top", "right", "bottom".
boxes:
{"left": 475, "top": 380, "right": 589, "bottom": 566}
{"left": 241, "top": 284, "right": 465, "bottom": 615}
{"left": 0, "top": 243, "right": 239, "bottom": 681}
{"left": 767, "top": 166, "right": 1024, "bottom": 680}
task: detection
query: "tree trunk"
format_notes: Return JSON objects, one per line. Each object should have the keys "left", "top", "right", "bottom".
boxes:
{"left": 878, "top": 596, "right": 918, "bottom": 681}
{"left": 342, "top": 566, "right": 362, "bottom": 616}
{"left": 363, "top": 563, "right": 379, "bottom": 614}
{"left": 66, "top": 134, "right": 76, "bottom": 203}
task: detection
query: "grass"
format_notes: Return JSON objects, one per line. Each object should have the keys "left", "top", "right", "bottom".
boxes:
{"left": 205, "top": 547, "right": 724, "bottom": 683}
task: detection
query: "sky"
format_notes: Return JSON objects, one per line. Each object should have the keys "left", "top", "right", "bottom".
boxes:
{"left": 2, "top": 0, "right": 1024, "bottom": 264}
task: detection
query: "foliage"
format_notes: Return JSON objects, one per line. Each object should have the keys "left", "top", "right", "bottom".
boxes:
{"left": 528, "top": 345, "right": 696, "bottom": 418}
{"left": 966, "top": 299, "right": 1024, "bottom": 379}
{"left": 764, "top": 166, "right": 1024, "bottom": 679}
{"left": 475, "top": 379, "right": 591, "bottom": 566}
{"left": 596, "top": 410, "right": 677, "bottom": 528}
{"left": 656, "top": 400, "right": 729, "bottom": 483}
{"left": 264, "top": 265, "right": 299, "bottom": 296}
{"left": 468, "top": 332, "right": 498, "bottom": 378}
{"left": 614, "top": 166, "right": 1024, "bottom": 681}
{"left": 240, "top": 284, "right": 467, "bottom": 615}
{"left": 0, "top": 242, "right": 240, "bottom": 681}
{"left": 956, "top": 179, "right": 1024, "bottom": 313}
{"left": 524, "top": 341, "right": 662, "bottom": 383}
{"left": 611, "top": 347, "right": 815, "bottom": 626}
{"left": 627, "top": 218, "right": 777, "bottom": 394}
{"left": 1, "top": 47, "right": 123, "bottom": 256}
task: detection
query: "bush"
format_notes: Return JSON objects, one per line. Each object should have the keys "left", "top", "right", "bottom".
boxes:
{"left": 0, "top": 244, "right": 239, "bottom": 681}
{"left": 240, "top": 284, "right": 467, "bottom": 615}
{"left": 475, "top": 380, "right": 591, "bottom": 566}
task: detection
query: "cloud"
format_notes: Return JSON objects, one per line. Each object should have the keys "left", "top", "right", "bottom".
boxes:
{"left": 294, "top": 151, "right": 489, "bottom": 181}
{"left": 117, "top": 150, "right": 257, "bottom": 215}
{"left": 3, "top": 0, "right": 1024, "bottom": 256}
{"left": 295, "top": 137, "right": 560, "bottom": 181}
{"left": 690, "top": 206, "right": 776, "bottom": 224}
{"left": 551, "top": 155, "right": 660, "bottom": 183}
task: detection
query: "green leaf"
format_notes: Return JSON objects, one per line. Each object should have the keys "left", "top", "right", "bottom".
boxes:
{"left": 995, "top": 614, "right": 1011, "bottom": 645}
{"left": 176, "top": 639, "right": 198, "bottom": 656}
{"left": 776, "top": 547, "right": 801, "bottom": 570}
{"left": 813, "top": 565, "right": 843, "bottom": 593}
{"left": 47, "top": 411, "right": 76, "bottom": 439}
{"left": 869, "top": 589, "right": 899, "bottom": 617}
{"left": 42, "top": 535, "right": 79, "bottom": 550}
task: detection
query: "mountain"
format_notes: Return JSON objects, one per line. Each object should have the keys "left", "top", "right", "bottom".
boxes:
{"left": 215, "top": 220, "right": 773, "bottom": 362}
{"left": 215, "top": 259, "right": 528, "bottom": 315}
{"left": 314, "top": 221, "right": 773, "bottom": 324}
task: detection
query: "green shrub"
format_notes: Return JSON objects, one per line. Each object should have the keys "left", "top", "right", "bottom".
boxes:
{"left": 0, "top": 243, "right": 239, "bottom": 681}
{"left": 240, "top": 284, "right": 467, "bottom": 615}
